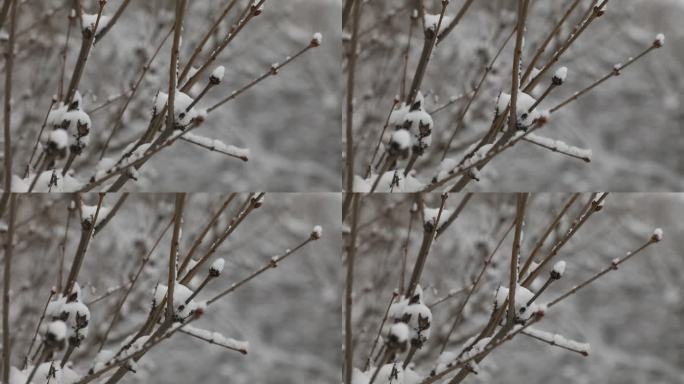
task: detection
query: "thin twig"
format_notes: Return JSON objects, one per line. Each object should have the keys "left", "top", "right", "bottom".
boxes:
{"left": 207, "top": 233, "right": 318, "bottom": 305}
{"left": 549, "top": 238, "right": 658, "bottom": 307}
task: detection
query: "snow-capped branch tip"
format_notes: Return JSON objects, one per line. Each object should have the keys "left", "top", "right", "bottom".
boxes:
{"left": 654, "top": 33, "right": 665, "bottom": 48}
{"left": 209, "top": 65, "right": 225, "bottom": 85}
{"left": 310, "top": 32, "right": 323, "bottom": 47}
{"left": 552, "top": 66, "right": 568, "bottom": 86}
{"left": 651, "top": 228, "right": 664, "bottom": 242}
{"left": 550, "top": 260, "right": 566, "bottom": 280}
{"left": 311, "top": 225, "right": 323, "bottom": 240}
{"left": 209, "top": 258, "right": 225, "bottom": 277}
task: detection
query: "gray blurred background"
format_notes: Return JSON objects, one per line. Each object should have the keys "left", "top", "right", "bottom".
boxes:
{"left": 349, "top": 193, "right": 683, "bottom": 383}
{"left": 351, "top": 0, "right": 684, "bottom": 191}
{"left": 3, "top": 0, "right": 341, "bottom": 191}
{"left": 1, "top": 193, "right": 341, "bottom": 383}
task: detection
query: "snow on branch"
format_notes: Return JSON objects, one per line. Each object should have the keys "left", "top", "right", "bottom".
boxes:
{"left": 524, "top": 133, "right": 592, "bottom": 163}
{"left": 180, "top": 132, "right": 249, "bottom": 162}
{"left": 523, "top": 326, "right": 590, "bottom": 356}
{"left": 181, "top": 325, "right": 249, "bottom": 355}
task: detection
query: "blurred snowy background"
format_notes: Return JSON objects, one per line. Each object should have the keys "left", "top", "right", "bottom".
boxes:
{"left": 2, "top": 0, "right": 341, "bottom": 191}
{"left": 0, "top": 193, "right": 341, "bottom": 383}
{"left": 349, "top": 193, "right": 683, "bottom": 383}
{"left": 349, "top": 0, "right": 684, "bottom": 191}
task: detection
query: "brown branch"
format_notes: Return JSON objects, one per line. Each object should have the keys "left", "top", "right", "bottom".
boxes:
{"left": 207, "top": 42, "right": 318, "bottom": 113}
{"left": 441, "top": 26, "right": 515, "bottom": 160}
{"left": 507, "top": 193, "right": 528, "bottom": 325}
{"left": 520, "top": 0, "right": 582, "bottom": 84}
{"left": 93, "top": 193, "right": 129, "bottom": 235}
{"left": 1, "top": 0, "right": 17, "bottom": 216}
{"left": 160, "top": 0, "right": 187, "bottom": 141}
{"left": 406, "top": 193, "right": 447, "bottom": 297}
{"left": 344, "top": 194, "right": 359, "bottom": 384}
{"left": 178, "top": 0, "right": 239, "bottom": 82}
{"left": 523, "top": 0, "right": 609, "bottom": 93}
{"left": 406, "top": 1, "right": 449, "bottom": 105}
{"left": 64, "top": 193, "right": 105, "bottom": 295}
{"left": 180, "top": 0, "right": 265, "bottom": 92}
{"left": 435, "top": 193, "right": 472, "bottom": 238}
{"left": 93, "top": 0, "right": 132, "bottom": 43}
{"left": 344, "top": 0, "right": 361, "bottom": 204}
{"left": 522, "top": 193, "right": 608, "bottom": 287}
{"left": 180, "top": 193, "right": 263, "bottom": 284}
{"left": 435, "top": 0, "right": 475, "bottom": 43}
{"left": 550, "top": 43, "right": 660, "bottom": 113}
{"left": 519, "top": 193, "right": 579, "bottom": 278}
{"left": 166, "top": 193, "right": 186, "bottom": 322}
{"left": 65, "top": 1, "right": 106, "bottom": 103}
{"left": 99, "top": 25, "right": 174, "bottom": 158}
{"left": 207, "top": 231, "right": 319, "bottom": 305}
{"left": 438, "top": 219, "right": 515, "bottom": 353}
{"left": 177, "top": 193, "right": 236, "bottom": 276}
{"left": 2, "top": 193, "right": 16, "bottom": 384}
{"left": 97, "top": 215, "right": 174, "bottom": 352}
{"left": 549, "top": 237, "right": 658, "bottom": 307}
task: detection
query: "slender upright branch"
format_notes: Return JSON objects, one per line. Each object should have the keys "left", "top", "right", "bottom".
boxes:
{"left": 2, "top": 194, "right": 16, "bottom": 384}
{"left": 166, "top": 193, "right": 186, "bottom": 321}
{"left": 507, "top": 193, "right": 528, "bottom": 325}
{"left": 1, "top": 0, "right": 17, "bottom": 215}
{"left": 177, "top": 193, "right": 236, "bottom": 276}
{"left": 64, "top": 194, "right": 105, "bottom": 295}
{"left": 344, "top": 194, "right": 360, "bottom": 384}
{"left": 161, "top": 0, "right": 187, "bottom": 140}
{"left": 344, "top": 0, "right": 361, "bottom": 203}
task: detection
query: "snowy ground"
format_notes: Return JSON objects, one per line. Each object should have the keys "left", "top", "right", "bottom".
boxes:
{"left": 347, "top": 193, "right": 684, "bottom": 383}
{"left": 0, "top": 193, "right": 341, "bottom": 383}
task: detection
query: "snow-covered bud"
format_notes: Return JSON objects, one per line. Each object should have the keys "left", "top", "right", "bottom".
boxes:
{"left": 45, "top": 321, "right": 67, "bottom": 350}
{"left": 552, "top": 66, "right": 568, "bottom": 86}
{"left": 209, "top": 258, "right": 225, "bottom": 277}
{"left": 550, "top": 260, "right": 566, "bottom": 280}
{"left": 47, "top": 129, "right": 69, "bottom": 158}
{"left": 387, "top": 323, "right": 409, "bottom": 352}
{"left": 209, "top": 65, "right": 225, "bottom": 85}
{"left": 310, "top": 32, "right": 322, "bottom": 47}
{"left": 423, "top": 207, "right": 450, "bottom": 232}
{"left": 654, "top": 33, "right": 665, "bottom": 48}
{"left": 388, "top": 129, "right": 411, "bottom": 158}
{"left": 311, "top": 225, "right": 322, "bottom": 240}
{"left": 651, "top": 228, "right": 663, "bottom": 242}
